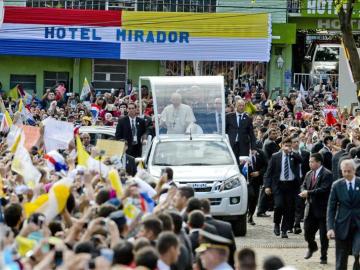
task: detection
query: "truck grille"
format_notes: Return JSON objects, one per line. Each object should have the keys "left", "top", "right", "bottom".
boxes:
{"left": 194, "top": 187, "right": 212, "bottom": 192}
{"left": 209, "top": 198, "right": 222, "bottom": 205}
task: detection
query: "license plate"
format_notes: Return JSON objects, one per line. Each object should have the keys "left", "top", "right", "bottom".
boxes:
{"left": 190, "top": 183, "right": 207, "bottom": 189}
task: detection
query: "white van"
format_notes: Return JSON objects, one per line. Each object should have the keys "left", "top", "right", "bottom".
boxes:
{"left": 304, "top": 42, "right": 340, "bottom": 82}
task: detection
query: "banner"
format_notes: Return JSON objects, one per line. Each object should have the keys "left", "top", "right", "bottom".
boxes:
{"left": 22, "top": 125, "right": 41, "bottom": 151}
{"left": 43, "top": 118, "right": 73, "bottom": 152}
{"left": 96, "top": 139, "right": 125, "bottom": 158}
{"left": 0, "top": 7, "right": 271, "bottom": 61}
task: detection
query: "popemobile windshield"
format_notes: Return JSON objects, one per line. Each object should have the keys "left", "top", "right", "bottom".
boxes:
{"left": 139, "top": 76, "right": 226, "bottom": 137}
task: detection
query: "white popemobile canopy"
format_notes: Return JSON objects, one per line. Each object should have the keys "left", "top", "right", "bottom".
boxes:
{"left": 139, "top": 76, "right": 226, "bottom": 137}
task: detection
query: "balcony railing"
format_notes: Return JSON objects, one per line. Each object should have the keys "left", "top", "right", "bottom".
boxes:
{"left": 25, "top": 0, "right": 135, "bottom": 10}
{"left": 22, "top": 0, "right": 217, "bottom": 11}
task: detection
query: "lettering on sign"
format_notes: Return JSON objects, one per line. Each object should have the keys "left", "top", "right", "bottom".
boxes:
{"left": 304, "top": 0, "right": 360, "bottom": 17}
{"left": 317, "top": 19, "right": 360, "bottom": 30}
{"left": 44, "top": 27, "right": 190, "bottom": 44}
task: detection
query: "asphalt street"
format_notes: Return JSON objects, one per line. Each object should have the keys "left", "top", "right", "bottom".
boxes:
{"left": 234, "top": 213, "right": 354, "bottom": 270}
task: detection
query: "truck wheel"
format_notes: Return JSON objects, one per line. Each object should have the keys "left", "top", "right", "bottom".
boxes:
{"left": 231, "top": 214, "right": 247, "bottom": 236}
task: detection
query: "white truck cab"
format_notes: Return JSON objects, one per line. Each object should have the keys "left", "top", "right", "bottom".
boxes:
{"left": 139, "top": 76, "right": 248, "bottom": 236}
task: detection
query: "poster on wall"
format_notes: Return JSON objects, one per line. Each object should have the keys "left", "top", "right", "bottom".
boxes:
{"left": 0, "top": 7, "right": 271, "bottom": 61}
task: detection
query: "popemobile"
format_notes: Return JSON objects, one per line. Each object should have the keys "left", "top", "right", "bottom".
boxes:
{"left": 139, "top": 76, "right": 248, "bottom": 236}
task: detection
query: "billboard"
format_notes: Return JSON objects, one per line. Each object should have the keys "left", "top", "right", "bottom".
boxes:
{"left": 0, "top": 7, "right": 271, "bottom": 61}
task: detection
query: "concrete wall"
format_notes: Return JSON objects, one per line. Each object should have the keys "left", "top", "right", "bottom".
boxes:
{"left": 0, "top": 56, "right": 92, "bottom": 95}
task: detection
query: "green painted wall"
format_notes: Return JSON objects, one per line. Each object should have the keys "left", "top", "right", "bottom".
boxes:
{"left": 267, "top": 44, "right": 293, "bottom": 95}
{"left": 217, "top": 0, "right": 287, "bottom": 23}
{"left": 127, "top": 60, "right": 164, "bottom": 87}
{"left": 0, "top": 56, "right": 92, "bottom": 95}
{"left": 272, "top": 23, "right": 296, "bottom": 44}
{"left": 79, "top": 59, "right": 93, "bottom": 92}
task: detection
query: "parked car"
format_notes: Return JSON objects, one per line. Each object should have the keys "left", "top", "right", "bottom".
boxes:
{"left": 78, "top": 126, "right": 116, "bottom": 146}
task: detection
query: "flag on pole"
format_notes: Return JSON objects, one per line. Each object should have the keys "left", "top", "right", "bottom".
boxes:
{"left": 0, "top": 176, "right": 5, "bottom": 198}
{"left": 300, "top": 83, "right": 306, "bottom": 95}
{"left": 6, "top": 85, "right": 19, "bottom": 100}
{"left": 241, "top": 161, "right": 249, "bottom": 177}
{"left": 326, "top": 112, "right": 337, "bottom": 126}
{"left": 8, "top": 103, "right": 13, "bottom": 117}
{"left": 268, "top": 99, "right": 273, "bottom": 110}
{"left": 0, "top": 110, "right": 13, "bottom": 133}
{"left": 11, "top": 144, "right": 41, "bottom": 189}
{"left": 23, "top": 180, "right": 72, "bottom": 221}
{"left": 23, "top": 91, "right": 33, "bottom": 105}
{"left": 17, "top": 98, "right": 36, "bottom": 125}
{"left": 10, "top": 132, "right": 22, "bottom": 154}
{"left": 76, "top": 134, "right": 90, "bottom": 167}
{"left": 17, "top": 99, "right": 23, "bottom": 113}
{"left": 44, "top": 151, "right": 68, "bottom": 172}
{"left": 109, "top": 169, "right": 123, "bottom": 199}
{"left": 55, "top": 84, "right": 66, "bottom": 100}
{"left": 244, "top": 101, "right": 257, "bottom": 115}
{"left": 76, "top": 134, "right": 109, "bottom": 177}
{"left": 139, "top": 192, "right": 155, "bottom": 213}
{"left": 90, "top": 104, "right": 101, "bottom": 120}
{"left": 80, "top": 77, "right": 91, "bottom": 101}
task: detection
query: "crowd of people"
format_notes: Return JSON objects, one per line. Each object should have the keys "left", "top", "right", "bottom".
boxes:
{"left": 0, "top": 79, "right": 359, "bottom": 270}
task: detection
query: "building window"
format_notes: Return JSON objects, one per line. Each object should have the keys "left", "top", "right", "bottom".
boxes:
{"left": 10, "top": 74, "right": 36, "bottom": 93}
{"left": 92, "top": 59, "right": 127, "bottom": 92}
{"left": 26, "top": 0, "right": 135, "bottom": 10}
{"left": 43, "top": 71, "right": 70, "bottom": 93}
{"left": 165, "top": 61, "right": 267, "bottom": 90}
{"left": 137, "top": 0, "right": 217, "bottom": 12}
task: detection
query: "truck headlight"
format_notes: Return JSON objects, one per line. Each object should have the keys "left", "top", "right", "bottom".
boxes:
{"left": 220, "top": 176, "right": 241, "bottom": 191}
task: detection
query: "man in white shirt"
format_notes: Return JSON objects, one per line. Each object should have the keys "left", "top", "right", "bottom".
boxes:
{"left": 157, "top": 232, "right": 180, "bottom": 270}
{"left": 160, "top": 92, "right": 196, "bottom": 134}
{"left": 264, "top": 137, "right": 302, "bottom": 239}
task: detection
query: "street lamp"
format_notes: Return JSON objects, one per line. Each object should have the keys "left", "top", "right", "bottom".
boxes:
{"left": 276, "top": 55, "right": 284, "bottom": 69}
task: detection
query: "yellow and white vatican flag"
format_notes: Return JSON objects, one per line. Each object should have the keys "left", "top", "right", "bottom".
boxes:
{"left": 23, "top": 177, "right": 72, "bottom": 221}
{"left": 109, "top": 168, "right": 123, "bottom": 199}
{"left": 7, "top": 124, "right": 23, "bottom": 150}
{"left": 76, "top": 134, "right": 109, "bottom": 177}
{"left": 11, "top": 143, "right": 40, "bottom": 189}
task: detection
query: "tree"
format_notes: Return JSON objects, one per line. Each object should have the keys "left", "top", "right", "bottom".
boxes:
{"left": 335, "top": 0, "right": 360, "bottom": 100}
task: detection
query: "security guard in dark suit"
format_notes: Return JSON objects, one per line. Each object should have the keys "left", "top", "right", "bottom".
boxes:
{"left": 299, "top": 153, "right": 333, "bottom": 265}
{"left": 327, "top": 159, "right": 360, "bottom": 270}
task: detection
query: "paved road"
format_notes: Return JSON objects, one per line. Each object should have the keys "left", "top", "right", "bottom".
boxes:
{"left": 234, "top": 214, "right": 355, "bottom": 270}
